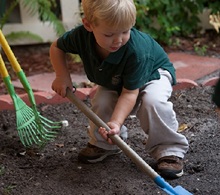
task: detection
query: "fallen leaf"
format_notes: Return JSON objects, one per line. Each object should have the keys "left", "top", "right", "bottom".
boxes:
{"left": 178, "top": 123, "right": 188, "bottom": 132}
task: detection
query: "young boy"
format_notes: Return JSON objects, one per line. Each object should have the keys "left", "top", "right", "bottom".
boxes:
{"left": 50, "top": 0, "right": 189, "bottom": 179}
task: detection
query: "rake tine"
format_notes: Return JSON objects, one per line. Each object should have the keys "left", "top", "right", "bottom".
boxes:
{"left": 37, "top": 116, "right": 62, "bottom": 137}
{"left": 16, "top": 107, "right": 59, "bottom": 144}
{"left": 26, "top": 126, "right": 45, "bottom": 146}
{"left": 0, "top": 30, "right": 65, "bottom": 146}
{"left": 26, "top": 124, "right": 50, "bottom": 145}
{"left": 40, "top": 121, "right": 61, "bottom": 133}
{"left": 40, "top": 126, "right": 57, "bottom": 140}
{"left": 0, "top": 52, "right": 64, "bottom": 147}
{"left": 15, "top": 108, "right": 54, "bottom": 146}
{"left": 21, "top": 124, "right": 47, "bottom": 147}
{"left": 35, "top": 121, "right": 58, "bottom": 138}
{"left": 25, "top": 122, "right": 41, "bottom": 144}
{"left": 39, "top": 121, "right": 61, "bottom": 131}
{"left": 17, "top": 128, "right": 26, "bottom": 146}
{"left": 35, "top": 125, "right": 53, "bottom": 140}
{"left": 39, "top": 116, "right": 62, "bottom": 128}
{"left": 23, "top": 127, "right": 34, "bottom": 147}
{"left": 17, "top": 115, "right": 34, "bottom": 130}
{"left": 19, "top": 126, "right": 34, "bottom": 147}
{"left": 18, "top": 121, "right": 38, "bottom": 147}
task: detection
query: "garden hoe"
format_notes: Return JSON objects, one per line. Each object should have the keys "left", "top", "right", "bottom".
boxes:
{"left": 0, "top": 31, "right": 66, "bottom": 147}
{"left": 66, "top": 88, "right": 193, "bottom": 195}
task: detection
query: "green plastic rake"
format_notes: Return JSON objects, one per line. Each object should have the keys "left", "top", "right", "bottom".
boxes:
{"left": 0, "top": 30, "right": 63, "bottom": 147}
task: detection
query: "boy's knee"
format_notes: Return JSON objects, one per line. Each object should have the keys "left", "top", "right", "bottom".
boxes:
{"left": 143, "top": 94, "right": 161, "bottom": 109}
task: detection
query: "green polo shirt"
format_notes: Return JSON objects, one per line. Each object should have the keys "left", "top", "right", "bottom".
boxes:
{"left": 57, "top": 25, "right": 176, "bottom": 93}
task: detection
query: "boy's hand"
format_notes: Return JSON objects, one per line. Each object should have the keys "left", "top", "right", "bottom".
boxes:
{"left": 52, "top": 76, "right": 72, "bottom": 97}
{"left": 98, "top": 121, "right": 121, "bottom": 145}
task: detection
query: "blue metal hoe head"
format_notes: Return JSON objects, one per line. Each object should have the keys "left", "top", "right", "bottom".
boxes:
{"left": 162, "top": 185, "right": 193, "bottom": 195}
{"left": 154, "top": 176, "right": 193, "bottom": 195}
{"left": 172, "top": 186, "right": 193, "bottom": 195}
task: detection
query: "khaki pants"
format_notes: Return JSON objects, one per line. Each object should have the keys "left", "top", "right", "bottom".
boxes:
{"left": 88, "top": 69, "right": 189, "bottom": 160}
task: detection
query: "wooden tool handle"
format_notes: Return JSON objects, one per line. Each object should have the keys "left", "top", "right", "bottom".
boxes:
{"left": 66, "top": 88, "right": 158, "bottom": 180}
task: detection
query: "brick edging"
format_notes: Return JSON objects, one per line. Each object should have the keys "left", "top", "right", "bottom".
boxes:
{"left": 0, "top": 79, "right": 218, "bottom": 111}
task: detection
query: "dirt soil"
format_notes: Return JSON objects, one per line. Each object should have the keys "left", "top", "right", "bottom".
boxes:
{"left": 0, "top": 30, "right": 220, "bottom": 195}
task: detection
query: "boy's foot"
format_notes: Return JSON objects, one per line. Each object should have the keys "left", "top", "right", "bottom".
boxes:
{"left": 78, "top": 143, "right": 121, "bottom": 163}
{"left": 157, "top": 155, "right": 184, "bottom": 179}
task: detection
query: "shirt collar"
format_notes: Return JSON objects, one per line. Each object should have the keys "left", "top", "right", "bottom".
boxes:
{"left": 105, "top": 44, "right": 127, "bottom": 64}
{"left": 88, "top": 32, "right": 127, "bottom": 64}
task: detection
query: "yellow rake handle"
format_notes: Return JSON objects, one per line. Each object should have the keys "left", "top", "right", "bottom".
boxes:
{"left": 0, "top": 54, "right": 9, "bottom": 78}
{"left": 0, "top": 30, "right": 22, "bottom": 73}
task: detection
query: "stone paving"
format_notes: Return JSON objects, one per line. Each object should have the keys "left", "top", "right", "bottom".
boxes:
{"left": 0, "top": 52, "right": 220, "bottom": 110}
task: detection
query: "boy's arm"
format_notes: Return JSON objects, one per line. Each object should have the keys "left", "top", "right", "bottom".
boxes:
{"left": 99, "top": 87, "right": 139, "bottom": 143}
{"left": 110, "top": 87, "right": 139, "bottom": 127}
{"left": 50, "top": 40, "right": 72, "bottom": 97}
{"left": 99, "top": 87, "right": 138, "bottom": 143}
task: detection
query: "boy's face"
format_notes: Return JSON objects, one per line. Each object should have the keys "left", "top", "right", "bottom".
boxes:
{"left": 83, "top": 19, "right": 131, "bottom": 53}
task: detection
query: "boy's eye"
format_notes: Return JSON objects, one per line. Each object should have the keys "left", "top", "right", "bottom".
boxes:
{"left": 123, "top": 30, "right": 130, "bottom": 34}
{"left": 104, "top": 34, "right": 113, "bottom": 37}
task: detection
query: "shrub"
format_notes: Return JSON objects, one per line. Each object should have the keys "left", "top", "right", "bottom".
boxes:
{"left": 134, "top": 0, "right": 220, "bottom": 45}
{"left": 0, "top": 0, "right": 65, "bottom": 42}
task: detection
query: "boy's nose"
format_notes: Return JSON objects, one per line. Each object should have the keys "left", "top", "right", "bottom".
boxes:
{"left": 113, "top": 36, "right": 122, "bottom": 44}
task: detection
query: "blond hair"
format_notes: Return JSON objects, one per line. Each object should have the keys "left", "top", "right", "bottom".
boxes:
{"left": 82, "top": 0, "right": 136, "bottom": 29}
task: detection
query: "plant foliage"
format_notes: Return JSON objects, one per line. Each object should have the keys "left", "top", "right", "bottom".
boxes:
{"left": 20, "top": 0, "right": 65, "bottom": 36}
{"left": 134, "top": 0, "right": 220, "bottom": 45}
{"left": 1, "top": 0, "right": 219, "bottom": 46}
{"left": 0, "top": 0, "right": 18, "bottom": 29}
{"left": 0, "top": 0, "right": 65, "bottom": 43}
{"left": 5, "top": 31, "right": 43, "bottom": 43}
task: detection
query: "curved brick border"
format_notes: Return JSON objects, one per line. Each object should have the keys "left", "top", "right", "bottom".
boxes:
{"left": 1, "top": 52, "right": 219, "bottom": 110}
{"left": 0, "top": 78, "right": 217, "bottom": 111}
{"left": 202, "top": 76, "right": 219, "bottom": 87}
{"left": 173, "top": 79, "right": 198, "bottom": 91}
{"left": 0, "top": 88, "right": 94, "bottom": 110}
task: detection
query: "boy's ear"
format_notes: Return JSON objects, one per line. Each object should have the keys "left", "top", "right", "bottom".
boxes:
{"left": 82, "top": 18, "right": 93, "bottom": 32}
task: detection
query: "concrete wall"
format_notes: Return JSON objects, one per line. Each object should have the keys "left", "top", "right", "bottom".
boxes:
{"left": 2, "top": 0, "right": 81, "bottom": 45}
